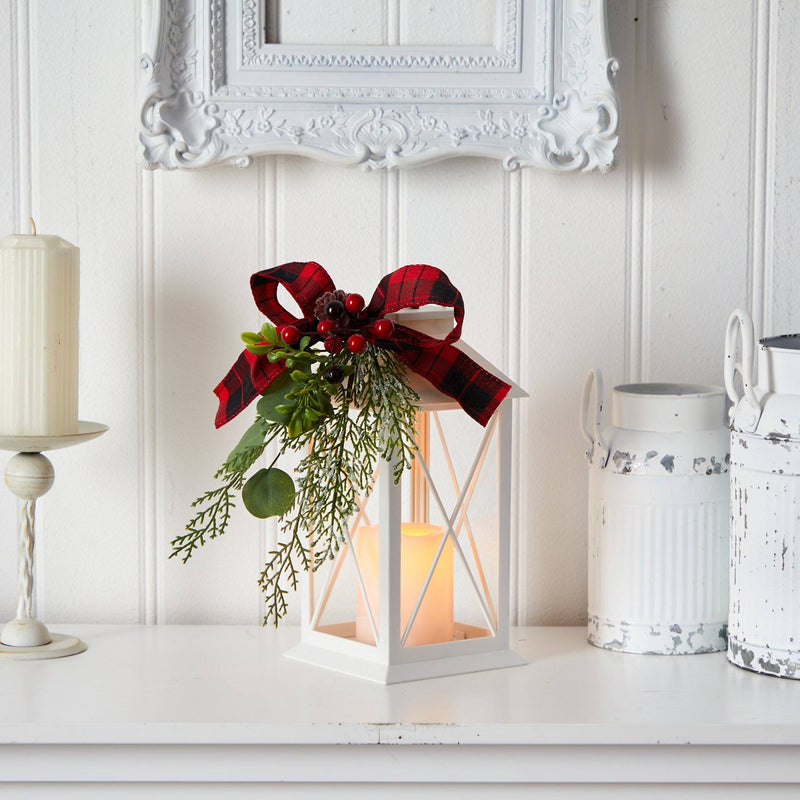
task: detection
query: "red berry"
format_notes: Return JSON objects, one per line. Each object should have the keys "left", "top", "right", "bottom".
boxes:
{"left": 317, "top": 319, "right": 335, "bottom": 335}
{"left": 347, "top": 334, "right": 367, "bottom": 354}
{"left": 345, "top": 293, "right": 365, "bottom": 314}
{"left": 280, "top": 325, "right": 301, "bottom": 346}
{"left": 324, "top": 335, "right": 344, "bottom": 354}
{"left": 373, "top": 318, "right": 394, "bottom": 338}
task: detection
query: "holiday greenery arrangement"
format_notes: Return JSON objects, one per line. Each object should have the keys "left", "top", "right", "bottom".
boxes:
{"left": 171, "top": 262, "right": 510, "bottom": 625}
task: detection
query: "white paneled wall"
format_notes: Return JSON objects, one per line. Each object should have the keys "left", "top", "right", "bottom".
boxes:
{"left": 0, "top": 0, "right": 798, "bottom": 627}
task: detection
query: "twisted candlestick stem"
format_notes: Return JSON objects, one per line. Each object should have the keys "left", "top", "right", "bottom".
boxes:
{"left": 16, "top": 499, "right": 36, "bottom": 620}
{"left": 2, "top": 452, "right": 55, "bottom": 647}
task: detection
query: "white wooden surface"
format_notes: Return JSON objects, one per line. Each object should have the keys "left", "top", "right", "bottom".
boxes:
{"left": 0, "top": 1, "right": 799, "bottom": 628}
{"left": 0, "top": 625, "right": 799, "bottom": 796}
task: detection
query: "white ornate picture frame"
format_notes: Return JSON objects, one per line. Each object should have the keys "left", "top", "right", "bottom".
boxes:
{"left": 140, "top": 0, "right": 618, "bottom": 171}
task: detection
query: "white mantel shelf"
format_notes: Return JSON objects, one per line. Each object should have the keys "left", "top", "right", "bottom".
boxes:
{"left": 2, "top": 625, "right": 800, "bottom": 793}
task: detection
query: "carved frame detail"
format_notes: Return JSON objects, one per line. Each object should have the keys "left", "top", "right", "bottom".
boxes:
{"left": 140, "top": 0, "right": 619, "bottom": 171}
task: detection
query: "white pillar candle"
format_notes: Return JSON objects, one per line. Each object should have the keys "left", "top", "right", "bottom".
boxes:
{"left": 0, "top": 232, "right": 79, "bottom": 436}
{"left": 355, "top": 522, "right": 454, "bottom": 648}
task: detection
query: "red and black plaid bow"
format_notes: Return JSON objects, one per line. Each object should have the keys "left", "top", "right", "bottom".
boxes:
{"left": 214, "top": 262, "right": 511, "bottom": 428}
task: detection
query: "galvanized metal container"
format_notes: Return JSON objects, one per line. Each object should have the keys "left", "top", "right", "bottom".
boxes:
{"left": 581, "top": 370, "right": 730, "bottom": 655}
{"left": 726, "top": 309, "right": 800, "bottom": 678}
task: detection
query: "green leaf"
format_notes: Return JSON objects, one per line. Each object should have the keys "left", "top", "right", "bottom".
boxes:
{"left": 225, "top": 419, "right": 268, "bottom": 469}
{"left": 245, "top": 343, "right": 272, "bottom": 355}
{"left": 257, "top": 372, "right": 294, "bottom": 424}
{"left": 241, "top": 331, "right": 263, "bottom": 345}
{"left": 261, "top": 323, "right": 279, "bottom": 345}
{"left": 290, "top": 370, "right": 309, "bottom": 383}
{"left": 242, "top": 468, "right": 295, "bottom": 519}
{"left": 287, "top": 416, "right": 303, "bottom": 439}
{"left": 299, "top": 336, "right": 311, "bottom": 351}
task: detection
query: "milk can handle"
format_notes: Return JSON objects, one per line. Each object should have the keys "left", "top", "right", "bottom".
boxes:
{"left": 580, "top": 368, "right": 609, "bottom": 467}
{"left": 724, "top": 309, "right": 761, "bottom": 430}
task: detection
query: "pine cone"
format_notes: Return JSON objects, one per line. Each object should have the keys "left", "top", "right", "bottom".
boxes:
{"left": 314, "top": 290, "right": 350, "bottom": 326}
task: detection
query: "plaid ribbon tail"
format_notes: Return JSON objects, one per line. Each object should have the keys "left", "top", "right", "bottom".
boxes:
{"left": 396, "top": 341, "right": 511, "bottom": 427}
{"left": 213, "top": 349, "right": 286, "bottom": 429}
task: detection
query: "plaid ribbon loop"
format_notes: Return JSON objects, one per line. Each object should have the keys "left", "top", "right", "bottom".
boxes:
{"left": 214, "top": 262, "right": 511, "bottom": 428}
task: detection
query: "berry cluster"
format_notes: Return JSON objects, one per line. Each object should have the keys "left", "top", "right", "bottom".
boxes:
{"left": 274, "top": 293, "right": 395, "bottom": 384}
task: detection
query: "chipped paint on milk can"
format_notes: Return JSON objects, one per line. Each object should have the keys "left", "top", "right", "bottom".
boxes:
{"left": 581, "top": 370, "right": 730, "bottom": 655}
{"left": 726, "top": 309, "right": 800, "bottom": 678}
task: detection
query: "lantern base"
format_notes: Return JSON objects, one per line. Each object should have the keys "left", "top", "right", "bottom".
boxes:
{"left": 285, "top": 641, "right": 527, "bottom": 684}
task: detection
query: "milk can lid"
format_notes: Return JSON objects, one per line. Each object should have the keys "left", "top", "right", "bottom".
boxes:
{"left": 760, "top": 333, "right": 800, "bottom": 351}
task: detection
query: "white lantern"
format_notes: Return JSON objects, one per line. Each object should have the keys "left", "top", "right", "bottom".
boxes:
{"left": 286, "top": 309, "right": 527, "bottom": 683}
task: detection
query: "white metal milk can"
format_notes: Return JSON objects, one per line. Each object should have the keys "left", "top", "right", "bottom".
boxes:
{"left": 726, "top": 309, "right": 800, "bottom": 678}
{"left": 581, "top": 370, "right": 730, "bottom": 654}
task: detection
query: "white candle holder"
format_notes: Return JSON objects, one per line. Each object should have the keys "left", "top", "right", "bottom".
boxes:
{"left": 0, "top": 421, "right": 107, "bottom": 660}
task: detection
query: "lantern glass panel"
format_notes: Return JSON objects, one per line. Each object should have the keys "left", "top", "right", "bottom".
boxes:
{"left": 402, "top": 408, "right": 500, "bottom": 646}
{"left": 306, "top": 406, "right": 501, "bottom": 650}
{"left": 308, "top": 472, "right": 380, "bottom": 645}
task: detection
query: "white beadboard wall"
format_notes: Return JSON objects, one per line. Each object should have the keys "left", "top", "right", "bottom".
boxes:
{"left": 0, "top": 0, "right": 798, "bottom": 627}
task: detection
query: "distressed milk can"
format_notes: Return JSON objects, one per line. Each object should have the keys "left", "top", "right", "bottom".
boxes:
{"left": 581, "top": 370, "right": 730, "bottom": 654}
{"left": 726, "top": 309, "right": 800, "bottom": 678}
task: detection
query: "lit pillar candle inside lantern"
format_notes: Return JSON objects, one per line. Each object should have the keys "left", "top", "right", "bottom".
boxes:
{"left": 0, "top": 232, "right": 79, "bottom": 436}
{"left": 355, "top": 522, "right": 454, "bottom": 647}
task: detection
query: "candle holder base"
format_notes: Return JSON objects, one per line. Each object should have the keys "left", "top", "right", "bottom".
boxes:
{"left": 0, "top": 421, "right": 107, "bottom": 661}
{"left": 0, "top": 633, "right": 86, "bottom": 661}
{"left": 1, "top": 616, "right": 51, "bottom": 647}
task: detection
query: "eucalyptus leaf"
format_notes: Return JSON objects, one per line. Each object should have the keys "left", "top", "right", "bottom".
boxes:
{"left": 257, "top": 371, "right": 294, "bottom": 424}
{"left": 225, "top": 419, "right": 268, "bottom": 468}
{"left": 242, "top": 468, "right": 295, "bottom": 519}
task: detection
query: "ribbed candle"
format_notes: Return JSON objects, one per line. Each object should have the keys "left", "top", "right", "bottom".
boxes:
{"left": 0, "top": 234, "right": 79, "bottom": 436}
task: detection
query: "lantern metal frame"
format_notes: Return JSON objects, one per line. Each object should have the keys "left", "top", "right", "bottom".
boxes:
{"left": 286, "top": 309, "right": 526, "bottom": 683}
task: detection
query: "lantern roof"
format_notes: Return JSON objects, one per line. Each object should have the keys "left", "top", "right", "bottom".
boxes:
{"left": 387, "top": 307, "right": 528, "bottom": 409}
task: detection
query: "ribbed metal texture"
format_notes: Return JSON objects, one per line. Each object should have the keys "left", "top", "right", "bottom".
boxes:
{"left": 588, "top": 483, "right": 729, "bottom": 654}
